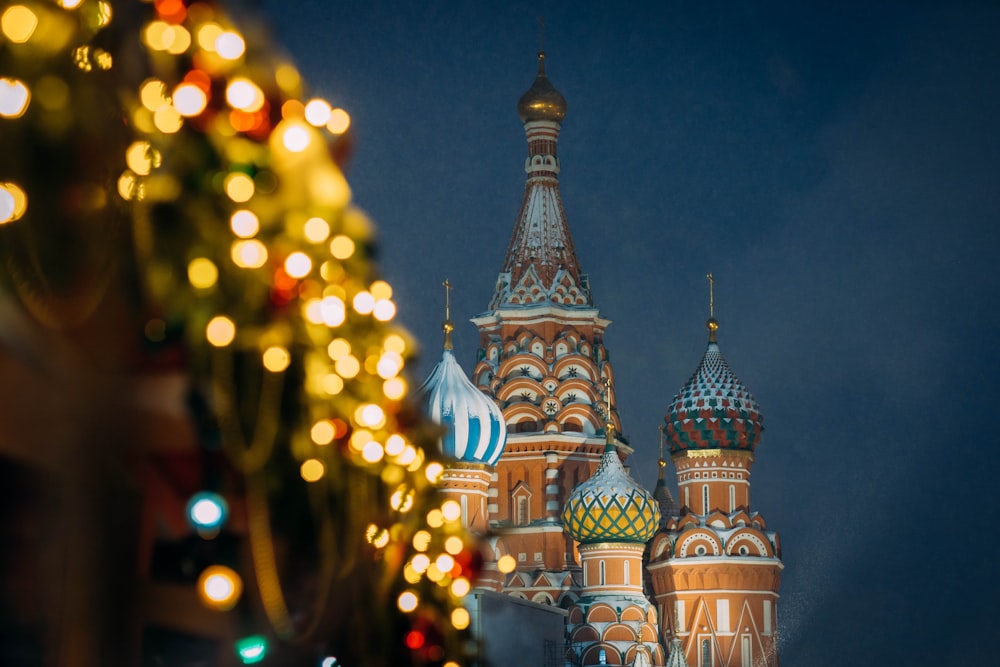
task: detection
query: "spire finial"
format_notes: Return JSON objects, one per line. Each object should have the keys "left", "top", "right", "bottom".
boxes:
{"left": 603, "top": 377, "right": 615, "bottom": 447}
{"left": 706, "top": 272, "right": 719, "bottom": 343}
{"left": 442, "top": 279, "right": 454, "bottom": 350}
{"left": 657, "top": 425, "right": 667, "bottom": 477}
{"left": 537, "top": 16, "right": 546, "bottom": 72}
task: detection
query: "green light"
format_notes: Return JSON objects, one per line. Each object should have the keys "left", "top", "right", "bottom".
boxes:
{"left": 235, "top": 635, "right": 268, "bottom": 664}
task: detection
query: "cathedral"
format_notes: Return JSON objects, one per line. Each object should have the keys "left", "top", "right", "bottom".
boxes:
{"left": 418, "top": 53, "right": 783, "bottom": 667}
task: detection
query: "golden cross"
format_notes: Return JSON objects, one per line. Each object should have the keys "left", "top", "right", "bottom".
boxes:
{"left": 443, "top": 278, "right": 451, "bottom": 321}
{"left": 658, "top": 424, "right": 665, "bottom": 460}
{"left": 707, "top": 272, "right": 715, "bottom": 319}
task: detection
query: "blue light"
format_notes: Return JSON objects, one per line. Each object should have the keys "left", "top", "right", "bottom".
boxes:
{"left": 186, "top": 491, "right": 228, "bottom": 531}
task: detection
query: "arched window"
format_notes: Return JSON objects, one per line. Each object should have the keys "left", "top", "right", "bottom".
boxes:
{"left": 702, "top": 485, "right": 709, "bottom": 515}
{"left": 729, "top": 485, "right": 736, "bottom": 512}
{"left": 599, "top": 560, "right": 606, "bottom": 585}
{"left": 701, "top": 639, "right": 711, "bottom": 667}
{"left": 516, "top": 496, "right": 528, "bottom": 526}
{"left": 623, "top": 559, "right": 629, "bottom": 585}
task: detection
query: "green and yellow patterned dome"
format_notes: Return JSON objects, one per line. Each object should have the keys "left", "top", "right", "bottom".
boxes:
{"left": 562, "top": 432, "right": 660, "bottom": 544}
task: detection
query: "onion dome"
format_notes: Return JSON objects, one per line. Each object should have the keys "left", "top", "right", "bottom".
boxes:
{"left": 417, "top": 284, "right": 507, "bottom": 466}
{"left": 517, "top": 52, "right": 567, "bottom": 123}
{"left": 562, "top": 427, "right": 660, "bottom": 544}
{"left": 664, "top": 320, "right": 763, "bottom": 455}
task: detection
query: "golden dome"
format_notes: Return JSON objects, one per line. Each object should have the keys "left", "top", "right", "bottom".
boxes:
{"left": 517, "top": 52, "right": 567, "bottom": 123}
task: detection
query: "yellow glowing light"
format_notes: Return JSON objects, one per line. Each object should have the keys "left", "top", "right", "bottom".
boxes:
{"left": 412, "top": 531, "right": 431, "bottom": 552}
{"left": 173, "top": 83, "right": 207, "bottom": 117}
{"left": 224, "top": 173, "right": 255, "bottom": 202}
{"left": 329, "top": 235, "right": 355, "bottom": 260}
{"left": 215, "top": 31, "right": 246, "bottom": 60}
{"left": 434, "top": 554, "right": 455, "bottom": 572}
{"left": 403, "top": 564, "right": 421, "bottom": 584}
{"left": 425, "top": 462, "right": 444, "bottom": 484}
{"left": 377, "top": 352, "right": 403, "bottom": 380}
{"left": 411, "top": 554, "right": 430, "bottom": 573}
{"left": 398, "top": 445, "right": 417, "bottom": 466}
{"left": 361, "top": 441, "right": 384, "bottom": 463}
{"left": 303, "top": 217, "right": 330, "bottom": 243}
{"left": 275, "top": 63, "right": 301, "bottom": 93}
{"left": 385, "top": 435, "right": 406, "bottom": 457}
{"left": 262, "top": 346, "right": 290, "bottom": 373}
{"left": 384, "top": 334, "right": 407, "bottom": 354}
{"left": 281, "top": 123, "right": 311, "bottom": 152}
{"left": 140, "top": 79, "right": 169, "bottom": 111}
{"left": 321, "top": 374, "right": 344, "bottom": 395}
{"left": 373, "top": 299, "right": 396, "bottom": 322}
{"left": 188, "top": 258, "right": 218, "bottom": 289}
{"left": 426, "top": 509, "right": 443, "bottom": 528}
{"left": 166, "top": 26, "right": 191, "bottom": 55}
{"left": 230, "top": 210, "right": 259, "bottom": 237}
{"left": 335, "top": 355, "right": 360, "bottom": 379}
{"left": 0, "top": 77, "right": 31, "bottom": 119}
{"left": 125, "top": 141, "right": 154, "bottom": 176}
{"left": 93, "top": 1, "right": 111, "bottom": 28}
{"left": 59, "top": 0, "right": 85, "bottom": 8}
{"left": 196, "top": 22, "right": 223, "bottom": 51}
{"left": 445, "top": 536, "right": 464, "bottom": 556}
{"left": 0, "top": 182, "right": 27, "bottom": 224}
{"left": 441, "top": 500, "right": 462, "bottom": 522}
{"left": 231, "top": 240, "right": 267, "bottom": 268}
{"left": 352, "top": 291, "right": 375, "bottom": 315}
{"left": 327, "top": 108, "right": 351, "bottom": 135}
{"left": 320, "top": 296, "right": 346, "bottom": 327}
{"left": 117, "top": 171, "right": 139, "bottom": 201}
{"left": 197, "top": 565, "right": 243, "bottom": 611}
{"left": 451, "top": 577, "right": 471, "bottom": 597}
{"left": 206, "top": 316, "right": 236, "bottom": 347}
{"left": 304, "top": 98, "right": 332, "bottom": 127}
{"left": 368, "top": 280, "right": 391, "bottom": 300}
{"left": 390, "top": 486, "right": 414, "bottom": 512}
{"left": 366, "top": 524, "right": 390, "bottom": 549}
{"left": 497, "top": 555, "right": 517, "bottom": 574}
{"left": 397, "top": 591, "right": 418, "bottom": 613}
{"left": 355, "top": 404, "right": 385, "bottom": 429}
{"left": 284, "top": 251, "right": 312, "bottom": 279}
{"left": 326, "top": 338, "right": 351, "bottom": 360}
{"left": 2, "top": 6, "right": 38, "bottom": 44}
{"left": 451, "top": 608, "right": 470, "bottom": 630}
{"left": 300, "top": 458, "right": 325, "bottom": 482}
{"left": 226, "top": 78, "right": 264, "bottom": 112}
{"left": 153, "top": 106, "right": 183, "bottom": 134}
{"left": 349, "top": 430, "right": 372, "bottom": 453}
{"left": 426, "top": 563, "right": 445, "bottom": 583}
{"left": 310, "top": 420, "right": 335, "bottom": 446}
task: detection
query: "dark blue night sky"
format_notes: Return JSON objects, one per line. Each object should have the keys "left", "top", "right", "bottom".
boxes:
{"left": 261, "top": 2, "right": 999, "bottom": 664}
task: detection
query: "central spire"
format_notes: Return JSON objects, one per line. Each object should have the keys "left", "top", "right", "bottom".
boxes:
{"left": 489, "top": 53, "right": 590, "bottom": 310}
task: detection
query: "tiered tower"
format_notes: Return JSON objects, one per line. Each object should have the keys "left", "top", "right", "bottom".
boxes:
{"left": 470, "top": 53, "right": 627, "bottom": 605}
{"left": 647, "top": 285, "right": 782, "bottom": 667}
{"left": 418, "top": 281, "right": 508, "bottom": 534}
{"left": 561, "top": 419, "right": 662, "bottom": 666}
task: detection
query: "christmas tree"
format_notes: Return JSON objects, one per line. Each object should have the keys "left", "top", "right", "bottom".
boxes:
{"left": 0, "top": 1, "right": 475, "bottom": 665}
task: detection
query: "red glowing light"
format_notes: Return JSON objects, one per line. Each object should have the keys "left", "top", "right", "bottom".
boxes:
{"left": 154, "top": 0, "right": 186, "bottom": 23}
{"left": 404, "top": 631, "right": 425, "bottom": 650}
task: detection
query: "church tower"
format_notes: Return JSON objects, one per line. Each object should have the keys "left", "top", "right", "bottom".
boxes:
{"left": 647, "top": 287, "right": 782, "bottom": 667}
{"left": 418, "top": 282, "right": 508, "bottom": 534}
{"left": 561, "top": 419, "right": 662, "bottom": 666}
{"left": 470, "top": 53, "right": 627, "bottom": 605}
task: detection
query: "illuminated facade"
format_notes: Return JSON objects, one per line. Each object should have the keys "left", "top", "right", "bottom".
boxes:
{"left": 420, "top": 54, "right": 781, "bottom": 667}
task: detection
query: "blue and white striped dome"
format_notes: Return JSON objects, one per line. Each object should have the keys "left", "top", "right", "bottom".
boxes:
{"left": 418, "top": 349, "right": 508, "bottom": 466}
